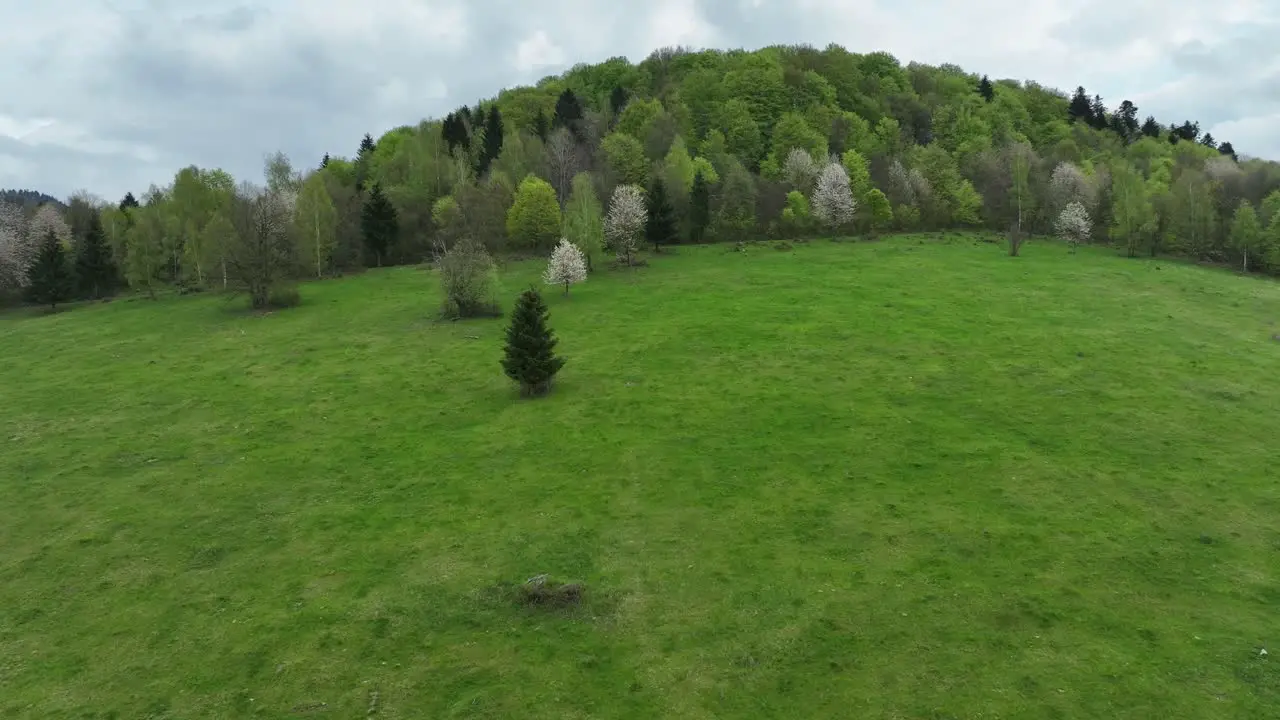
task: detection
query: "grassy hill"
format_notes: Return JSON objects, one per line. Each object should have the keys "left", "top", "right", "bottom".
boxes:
{"left": 2, "top": 236, "right": 1278, "bottom": 717}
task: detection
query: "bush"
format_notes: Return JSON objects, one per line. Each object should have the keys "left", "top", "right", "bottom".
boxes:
{"left": 266, "top": 284, "right": 301, "bottom": 309}
{"left": 438, "top": 240, "right": 501, "bottom": 319}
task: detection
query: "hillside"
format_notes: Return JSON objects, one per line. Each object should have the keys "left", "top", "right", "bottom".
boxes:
{"left": 2, "top": 238, "right": 1277, "bottom": 717}
{"left": 5, "top": 43, "right": 1280, "bottom": 308}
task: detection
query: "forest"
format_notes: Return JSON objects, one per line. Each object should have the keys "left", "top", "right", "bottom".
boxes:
{"left": 3, "top": 43, "right": 1280, "bottom": 309}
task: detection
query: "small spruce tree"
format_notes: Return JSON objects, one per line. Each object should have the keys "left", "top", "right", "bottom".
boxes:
{"left": 27, "top": 230, "right": 73, "bottom": 310}
{"left": 645, "top": 176, "right": 678, "bottom": 251}
{"left": 360, "top": 183, "right": 398, "bottom": 267}
{"left": 978, "top": 75, "right": 995, "bottom": 102}
{"left": 74, "top": 213, "right": 117, "bottom": 299}
{"left": 501, "top": 287, "right": 565, "bottom": 397}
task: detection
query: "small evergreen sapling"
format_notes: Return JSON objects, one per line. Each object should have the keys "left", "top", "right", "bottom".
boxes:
{"left": 544, "top": 238, "right": 587, "bottom": 295}
{"left": 27, "top": 230, "right": 73, "bottom": 310}
{"left": 501, "top": 287, "right": 565, "bottom": 397}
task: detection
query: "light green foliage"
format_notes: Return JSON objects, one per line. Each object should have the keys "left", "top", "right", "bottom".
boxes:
{"left": 664, "top": 136, "right": 697, "bottom": 193}
{"left": 4, "top": 241, "right": 1280, "bottom": 718}
{"left": 690, "top": 156, "right": 719, "bottom": 185}
{"left": 294, "top": 172, "right": 338, "bottom": 278}
{"left": 615, "top": 97, "right": 663, "bottom": 141}
{"left": 1228, "top": 201, "right": 1263, "bottom": 272}
{"left": 1258, "top": 189, "right": 1280, "bottom": 229}
{"left": 505, "top": 175, "right": 561, "bottom": 252}
{"left": 934, "top": 99, "right": 993, "bottom": 159}
{"left": 562, "top": 173, "right": 604, "bottom": 270}
{"left": 872, "top": 116, "right": 902, "bottom": 156}
{"left": 713, "top": 99, "right": 764, "bottom": 166}
{"left": 864, "top": 188, "right": 893, "bottom": 235}
{"left": 491, "top": 131, "right": 546, "bottom": 186}
{"left": 601, "top": 132, "right": 649, "bottom": 186}
{"left": 123, "top": 205, "right": 166, "bottom": 297}
{"left": 840, "top": 149, "right": 872, "bottom": 200}
{"left": 1169, "top": 170, "right": 1216, "bottom": 259}
{"left": 780, "top": 190, "right": 812, "bottom": 236}
{"left": 894, "top": 203, "right": 921, "bottom": 230}
{"left": 710, "top": 159, "right": 757, "bottom": 241}
{"left": 1110, "top": 162, "right": 1155, "bottom": 257}
{"left": 721, "top": 53, "right": 788, "bottom": 138}
{"left": 769, "top": 112, "right": 827, "bottom": 168}
{"left": 951, "top": 179, "right": 984, "bottom": 226}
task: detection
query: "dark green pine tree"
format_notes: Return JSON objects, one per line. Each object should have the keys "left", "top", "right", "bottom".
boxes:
{"left": 1141, "top": 116, "right": 1161, "bottom": 138}
{"left": 1089, "top": 95, "right": 1108, "bottom": 130}
{"left": 359, "top": 133, "right": 377, "bottom": 156}
{"left": 1068, "top": 86, "right": 1091, "bottom": 123}
{"left": 320, "top": 152, "right": 330, "bottom": 169}
{"left": 1218, "top": 142, "right": 1237, "bottom": 161}
{"left": 74, "top": 213, "right": 117, "bottom": 300}
{"left": 484, "top": 106, "right": 504, "bottom": 165}
{"left": 689, "top": 170, "right": 711, "bottom": 244}
{"left": 360, "top": 183, "right": 398, "bottom": 267}
{"left": 27, "top": 230, "right": 73, "bottom": 310}
{"left": 552, "top": 89, "right": 583, "bottom": 133}
{"left": 119, "top": 192, "right": 139, "bottom": 211}
{"left": 645, "top": 176, "right": 678, "bottom": 251}
{"left": 501, "top": 287, "right": 565, "bottom": 397}
{"left": 1200, "top": 132, "right": 1217, "bottom": 149}
{"left": 977, "top": 75, "right": 994, "bottom": 102}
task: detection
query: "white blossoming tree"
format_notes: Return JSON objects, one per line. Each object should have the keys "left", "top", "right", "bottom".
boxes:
{"left": 811, "top": 161, "right": 857, "bottom": 232}
{"left": 0, "top": 201, "right": 34, "bottom": 293}
{"left": 1055, "top": 201, "right": 1092, "bottom": 254}
{"left": 1048, "top": 162, "right": 1096, "bottom": 217}
{"left": 604, "top": 184, "right": 646, "bottom": 267}
{"left": 544, "top": 238, "right": 588, "bottom": 295}
{"left": 783, "top": 148, "right": 819, "bottom": 193}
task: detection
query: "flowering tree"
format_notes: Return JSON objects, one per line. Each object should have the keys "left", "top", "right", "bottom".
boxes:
{"left": 543, "top": 238, "right": 587, "bottom": 295}
{"left": 0, "top": 201, "right": 33, "bottom": 292}
{"left": 604, "top": 184, "right": 646, "bottom": 266}
{"left": 783, "top": 148, "right": 819, "bottom": 193}
{"left": 811, "top": 161, "right": 856, "bottom": 232}
{"left": 1048, "top": 162, "right": 1096, "bottom": 216}
{"left": 1055, "top": 201, "right": 1092, "bottom": 254}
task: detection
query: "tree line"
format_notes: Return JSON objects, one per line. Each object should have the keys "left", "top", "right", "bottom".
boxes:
{"left": 4, "top": 42, "right": 1280, "bottom": 312}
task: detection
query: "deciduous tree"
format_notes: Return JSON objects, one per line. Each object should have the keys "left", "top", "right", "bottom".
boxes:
{"left": 227, "top": 184, "right": 297, "bottom": 310}
{"left": 1229, "top": 201, "right": 1263, "bottom": 272}
{"left": 1055, "top": 201, "right": 1091, "bottom": 253}
{"left": 506, "top": 175, "right": 562, "bottom": 252}
{"left": 811, "top": 161, "right": 856, "bottom": 231}
{"left": 562, "top": 173, "right": 604, "bottom": 271}
{"left": 543, "top": 238, "right": 588, "bottom": 294}
{"left": 605, "top": 184, "right": 646, "bottom": 266}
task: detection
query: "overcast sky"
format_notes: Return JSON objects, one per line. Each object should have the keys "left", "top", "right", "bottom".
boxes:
{"left": 2, "top": 0, "right": 1277, "bottom": 202}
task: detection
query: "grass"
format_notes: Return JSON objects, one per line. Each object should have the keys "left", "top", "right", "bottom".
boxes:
{"left": 1, "top": 234, "right": 1278, "bottom": 718}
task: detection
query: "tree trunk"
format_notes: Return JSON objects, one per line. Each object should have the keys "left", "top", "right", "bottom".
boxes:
{"left": 1243, "top": 249, "right": 1248, "bottom": 273}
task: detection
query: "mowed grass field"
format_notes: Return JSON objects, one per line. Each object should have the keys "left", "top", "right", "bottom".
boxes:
{"left": 2, "top": 235, "right": 1278, "bottom": 719}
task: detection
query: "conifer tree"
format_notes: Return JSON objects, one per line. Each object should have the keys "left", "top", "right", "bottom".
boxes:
{"left": 1218, "top": 142, "right": 1237, "bottom": 161}
{"left": 359, "top": 133, "right": 376, "bottom": 156}
{"left": 1068, "top": 86, "right": 1091, "bottom": 123}
{"left": 501, "top": 287, "right": 565, "bottom": 397}
{"left": 320, "top": 153, "right": 330, "bottom": 169}
{"left": 1089, "top": 95, "right": 1107, "bottom": 130}
{"left": 689, "top": 170, "right": 711, "bottom": 244}
{"left": 978, "top": 75, "right": 994, "bottom": 102}
{"left": 360, "top": 183, "right": 398, "bottom": 267}
{"left": 119, "top": 192, "right": 139, "bottom": 211}
{"left": 609, "top": 86, "right": 628, "bottom": 118}
{"left": 553, "top": 89, "right": 583, "bottom": 136}
{"left": 645, "top": 176, "right": 678, "bottom": 251}
{"left": 483, "top": 106, "right": 504, "bottom": 172}
{"left": 74, "top": 213, "right": 117, "bottom": 299}
{"left": 27, "top": 230, "right": 73, "bottom": 309}
{"left": 1141, "top": 116, "right": 1161, "bottom": 138}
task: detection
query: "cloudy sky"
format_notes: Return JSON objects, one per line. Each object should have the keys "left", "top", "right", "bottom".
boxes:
{"left": 2, "top": 0, "right": 1277, "bottom": 201}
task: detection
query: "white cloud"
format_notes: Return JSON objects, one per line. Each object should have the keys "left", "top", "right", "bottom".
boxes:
{"left": 0, "top": 0, "right": 1276, "bottom": 200}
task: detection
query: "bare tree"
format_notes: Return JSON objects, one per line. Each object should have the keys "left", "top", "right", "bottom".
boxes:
{"left": 227, "top": 182, "right": 297, "bottom": 309}
{"left": 544, "top": 128, "right": 583, "bottom": 206}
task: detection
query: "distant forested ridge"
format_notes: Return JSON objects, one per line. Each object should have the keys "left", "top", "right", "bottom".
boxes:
{"left": 4, "top": 43, "right": 1280, "bottom": 307}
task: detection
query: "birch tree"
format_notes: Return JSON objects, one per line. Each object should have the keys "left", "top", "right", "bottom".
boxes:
{"left": 294, "top": 172, "right": 338, "bottom": 277}
{"left": 563, "top": 173, "right": 604, "bottom": 271}
{"left": 1229, "top": 201, "right": 1263, "bottom": 273}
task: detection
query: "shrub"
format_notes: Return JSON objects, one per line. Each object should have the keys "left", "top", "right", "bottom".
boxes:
{"left": 439, "top": 240, "right": 501, "bottom": 319}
